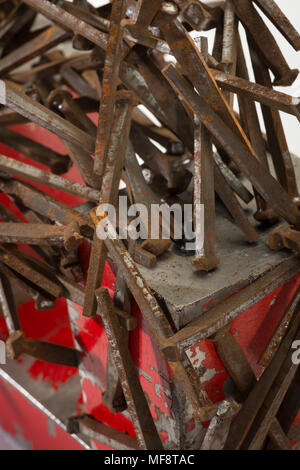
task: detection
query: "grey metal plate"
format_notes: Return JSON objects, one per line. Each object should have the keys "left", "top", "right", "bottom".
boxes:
{"left": 139, "top": 157, "right": 300, "bottom": 327}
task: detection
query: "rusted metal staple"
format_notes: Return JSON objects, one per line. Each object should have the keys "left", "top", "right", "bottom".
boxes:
{"left": 67, "top": 414, "right": 140, "bottom": 450}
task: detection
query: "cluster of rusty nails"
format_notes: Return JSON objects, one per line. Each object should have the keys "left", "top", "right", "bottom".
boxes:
{"left": 0, "top": 0, "right": 299, "bottom": 450}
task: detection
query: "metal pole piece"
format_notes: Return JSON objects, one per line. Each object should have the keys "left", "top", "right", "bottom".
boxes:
{"left": 221, "top": 0, "right": 238, "bottom": 77}
{"left": 0, "top": 245, "right": 64, "bottom": 299}
{"left": 0, "top": 271, "right": 20, "bottom": 334}
{"left": 225, "top": 312, "right": 300, "bottom": 449}
{"left": 84, "top": 91, "right": 135, "bottom": 318}
{"left": 268, "top": 420, "right": 292, "bottom": 450}
{"left": 130, "top": 126, "right": 191, "bottom": 192}
{"left": 102, "top": 248, "right": 136, "bottom": 414}
{"left": 67, "top": 414, "right": 140, "bottom": 450}
{"left": 0, "top": 26, "right": 69, "bottom": 76}
{"left": 94, "top": 0, "right": 127, "bottom": 176}
{"left": 200, "top": 399, "right": 240, "bottom": 450}
{"left": 0, "top": 126, "right": 71, "bottom": 175}
{"left": 0, "top": 178, "right": 93, "bottom": 237}
{"left": 126, "top": 47, "right": 194, "bottom": 151}
{"left": 162, "top": 64, "right": 300, "bottom": 229}
{"left": 0, "top": 261, "right": 56, "bottom": 311}
{"left": 210, "top": 68, "right": 300, "bottom": 121}
{"left": 248, "top": 38, "right": 300, "bottom": 206}
{"left": 269, "top": 225, "right": 300, "bottom": 255}
{"left": 125, "top": 141, "right": 172, "bottom": 256}
{"left": 213, "top": 329, "right": 292, "bottom": 450}
{"left": 0, "top": 222, "right": 68, "bottom": 247}
{"left": 93, "top": 214, "right": 218, "bottom": 422}
{"left": 48, "top": 89, "right": 97, "bottom": 137}
{"left": 214, "top": 163, "right": 258, "bottom": 243}
{"left": 243, "top": 333, "right": 300, "bottom": 450}
{"left": 180, "top": 0, "right": 223, "bottom": 31}
{"left": 231, "top": 0, "right": 299, "bottom": 86}
{"left": 213, "top": 329, "right": 257, "bottom": 398}
{"left": 0, "top": 154, "right": 99, "bottom": 202}
{"left": 124, "top": 0, "right": 164, "bottom": 45}
{"left": 96, "top": 287, "right": 163, "bottom": 450}
{"left": 161, "top": 18, "right": 254, "bottom": 155}
{"left": 192, "top": 119, "right": 220, "bottom": 272}
{"left": 252, "top": 0, "right": 300, "bottom": 51}
{"left": 213, "top": 151, "right": 253, "bottom": 204}
{"left": 6, "top": 330, "right": 80, "bottom": 367}
{"left": 22, "top": 0, "right": 108, "bottom": 51}
{"left": 0, "top": 80, "right": 95, "bottom": 154}
{"left": 236, "top": 36, "right": 278, "bottom": 225}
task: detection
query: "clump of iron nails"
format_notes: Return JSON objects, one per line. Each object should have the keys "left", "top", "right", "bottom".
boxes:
{"left": 0, "top": 0, "right": 299, "bottom": 450}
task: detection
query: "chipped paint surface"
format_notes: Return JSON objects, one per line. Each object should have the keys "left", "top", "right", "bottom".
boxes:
{"left": 0, "top": 123, "right": 299, "bottom": 449}
{"left": 0, "top": 378, "right": 84, "bottom": 450}
{"left": 1, "top": 268, "right": 299, "bottom": 448}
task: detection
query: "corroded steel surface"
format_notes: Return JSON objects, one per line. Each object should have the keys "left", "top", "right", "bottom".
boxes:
{"left": 0, "top": 0, "right": 298, "bottom": 451}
